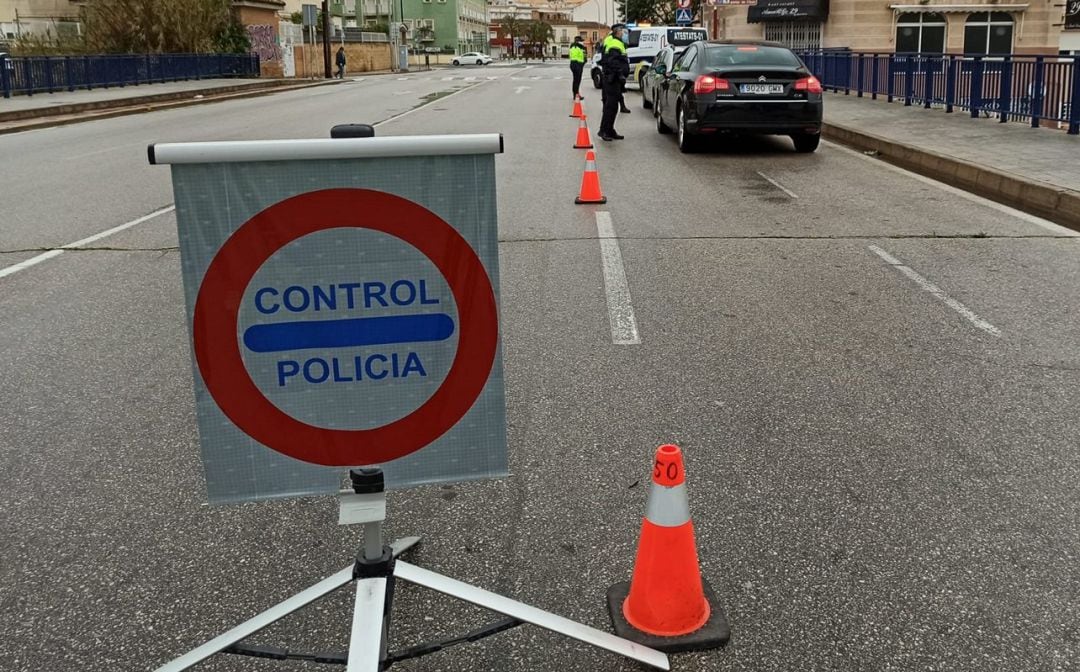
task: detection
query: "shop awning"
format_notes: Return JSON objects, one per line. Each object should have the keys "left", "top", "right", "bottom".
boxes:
{"left": 747, "top": 0, "right": 829, "bottom": 23}
{"left": 887, "top": 4, "right": 1028, "bottom": 12}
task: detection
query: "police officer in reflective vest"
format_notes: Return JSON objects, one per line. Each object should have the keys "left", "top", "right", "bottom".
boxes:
{"left": 598, "top": 24, "right": 630, "bottom": 141}
{"left": 569, "top": 35, "right": 586, "bottom": 99}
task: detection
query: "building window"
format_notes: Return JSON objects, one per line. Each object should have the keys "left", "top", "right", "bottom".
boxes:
{"left": 964, "top": 12, "right": 1014, "bottom": 55}
{"left": 763, "top": 22, "right": 822, "bottom": 50}
{"left": 895, "top": 12, "right": 946, "bottom": 53}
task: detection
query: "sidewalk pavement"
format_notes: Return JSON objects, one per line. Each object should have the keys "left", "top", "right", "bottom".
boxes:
{"left": 0, "top": 76, "right": 347, "bottom": 134}
{"left": 822, "top": 93, "right": 1080, "bottom": 230}
{"left": 0, "top": 78, "right": 276, "bottom": 116}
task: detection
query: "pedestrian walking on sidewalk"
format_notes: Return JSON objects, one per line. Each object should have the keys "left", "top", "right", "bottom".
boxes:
{"left": 336, "top": 47, "right": 347, "bottom": 79}
{"left": 569, "top": 35, "right": 586, "bottom": 100}
{"left": 598, "top": 23, "right": 630, "bottom": 141}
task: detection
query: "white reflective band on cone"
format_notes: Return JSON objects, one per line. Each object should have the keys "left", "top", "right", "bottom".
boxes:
{"left": 585, "top": 159, "right": 597, "bottom": 171}
{"left": 645, "top": 483, "right": 691, "bottom": 527}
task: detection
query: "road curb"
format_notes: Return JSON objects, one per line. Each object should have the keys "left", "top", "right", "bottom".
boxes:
{"left": 0, "top": 79, "right": 343, "bottom": 135}
{"left": 0, "top": 80, "right": 300, "bottom": 123}
{"left": 822, "top": 122, "right": 1080, "bottom": 233}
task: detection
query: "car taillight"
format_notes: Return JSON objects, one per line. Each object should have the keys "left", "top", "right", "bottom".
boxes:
{"left": 694, "top": 75, "right": 730, "bottom": 94}
{"left": 795, "top": 76, "right": 823, "bottom": 94}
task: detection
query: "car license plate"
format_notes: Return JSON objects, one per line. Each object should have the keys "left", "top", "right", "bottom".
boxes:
{"left": 740, "top": 84, "right": 784, "bottom": 94}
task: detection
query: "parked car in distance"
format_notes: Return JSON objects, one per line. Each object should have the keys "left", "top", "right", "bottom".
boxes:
{"left": 640, "top": 46, "right": 685, "bottom": 110}
{"left": 653, "top": 40, "right": 824, "bottom": 154}
{"left": 453, "top": 52, "right": 492, "bottom": 66}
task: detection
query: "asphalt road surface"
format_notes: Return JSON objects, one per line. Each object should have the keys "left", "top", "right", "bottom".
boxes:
{"left": 2, "top": 62, "right": 1079, "bottom": 672}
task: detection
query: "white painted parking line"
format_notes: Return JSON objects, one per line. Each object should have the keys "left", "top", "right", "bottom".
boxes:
{"left": 869, "top": 244, "right": 1001, "bottom": 337}
{"left": 596, "top": 212, "right": 641, "bottom": 345}
{"left": 0, "top": 205, "right": 176, "bottom": 280}
{"left": 756, "top": 171, "right": 798, "bottom": 199}
{"left": 515, "top": 86, "right": 531, "bottom": 94}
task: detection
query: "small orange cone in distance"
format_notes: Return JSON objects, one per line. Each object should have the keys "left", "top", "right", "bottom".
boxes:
{"left": 574, "top": 114, "right": 594, "bottom": 149}
{"left": 606, "top": 444, "right": 729, "bottom": 653}
{"left": 570, "top": 94, "right": 584, "bottom": 118}
{"left": 574, "top": 150, "right": 606, "bottom": 204}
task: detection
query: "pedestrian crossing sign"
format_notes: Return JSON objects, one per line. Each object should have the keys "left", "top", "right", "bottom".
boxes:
{"left": 675, "top": 7, "right": 693, "bottom": 24}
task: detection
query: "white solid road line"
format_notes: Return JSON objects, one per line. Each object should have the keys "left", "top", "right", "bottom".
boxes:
{"left": 0, "top": 205, "right": 176, "bottom": 280}
{"left": 596, "top": 212, "right": 641, "bottom": 345}
{"left": 825, "top": 140, "right": 1080, "bottom": 237}
{"left": 869, "top": 244, "right": 1002, "bottom": 337}
{"left": 756, "top": 171, "right": 798, "bottom": 199}
{"left": 0, "top": 250, "right": 64, "bottom": 280}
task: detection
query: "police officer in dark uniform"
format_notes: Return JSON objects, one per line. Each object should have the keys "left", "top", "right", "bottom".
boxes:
{"left": 598, "top": 23, "right": 630, "bottom": 141}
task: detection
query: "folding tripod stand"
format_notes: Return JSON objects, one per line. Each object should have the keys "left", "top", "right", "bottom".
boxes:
{"left": 155, "top": 468, "right": 670, "bottom": 671}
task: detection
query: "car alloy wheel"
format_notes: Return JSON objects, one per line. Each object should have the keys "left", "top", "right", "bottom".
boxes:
{"left": 677, "top": 105, "right": 696, "bottom": 153}
{"left": 476, "top": 59, "right": 483, "bottom": 65}
{"left": 656, "top": 104, "right": 671, "bottom": 134}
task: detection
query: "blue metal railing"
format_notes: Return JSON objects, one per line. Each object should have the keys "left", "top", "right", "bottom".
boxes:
{"left": 797, "top": 51, "right": 1080, "bottom": 135}
{"left": 0, "top": 53, "right": 260, "bottom": 99}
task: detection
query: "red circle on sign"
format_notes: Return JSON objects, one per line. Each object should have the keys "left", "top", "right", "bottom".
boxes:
{"left": 192, "top": 189, "right": 498, "bottom": 467}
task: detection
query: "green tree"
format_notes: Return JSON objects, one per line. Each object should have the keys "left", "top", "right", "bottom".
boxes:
{"left": 501, "top": 16, "right": 525, "bottom": 57}
{"left": 82, "top": 0, "right": 237, "bottom": 54}
{"left": 525, "top": 20, "right": 554, "bottom": 59}
{"left": 214, "top": 18, "right": 252, "bottom": 54}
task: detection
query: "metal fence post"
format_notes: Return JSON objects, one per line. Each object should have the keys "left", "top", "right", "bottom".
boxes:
{"left": 43, "top": 57, "right": 55, "bottom": 93}
{"left": 887, "top": 54, "right": 895, "bottom": 102}
{"left": 844, "top": 53, "right": 851, "bottom": 95}
{"left": 84, "top": 56, "right": 92, "bottom": 90}
{"left": 1031, "top": 56, "right": 1045, "bottom": 128}
{"left": 871, "top": 53, "right": 879, "bottom": 100}
{"left": 998, "top": 56, "right": 1012, "bottom": 123}
{"left": 904, "top": 54, "right": 914, "bottom": 106}
{"left": 24, "top": 58, "right": 35, "bottom": 96}
{"left": 1069, "top": 57, "right": 1080, "bottom": 135}
{"left": 971, "top": 57, "right": 983, "bottom": 118}
{"left": 856, "top": 52, "right": 863, "bottom": 97}
{"left": 923, "top": 55, "right": 933, "bottom": 108}
{"left": 63, "top": 56, "right": 74, "bottom": 91}
{"left": 0, "top": 54, "right": 11, "bottom": 99}
{"left": 945, "top": 55, "right": 955, "bottom": 113}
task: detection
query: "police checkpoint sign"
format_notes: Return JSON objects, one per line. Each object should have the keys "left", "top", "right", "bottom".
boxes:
{"left": 150, "top": 135, "right": 508, "bottom": 504}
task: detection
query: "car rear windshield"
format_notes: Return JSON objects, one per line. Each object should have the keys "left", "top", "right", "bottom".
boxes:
{"left": 704, "top": 45, "right": 802, "bottom": 68}
{"left": 668, "top": 29, "right": 707, "bottom": 46}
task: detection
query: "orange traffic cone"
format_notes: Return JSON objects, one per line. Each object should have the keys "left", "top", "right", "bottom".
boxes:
{"left": 607, "top": 444, "right": 729, "bottom": 652}
{"left": 574, "top": 150, "right": 606, "bottom": 204}
{"left": 573, "top": 114, "right": 594, "bottom": 149}
{"left": 569, "top": 94, "right": 584, "bottom": 118}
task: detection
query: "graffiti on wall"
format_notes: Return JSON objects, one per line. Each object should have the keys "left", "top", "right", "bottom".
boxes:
{"left": 247, "top": 25, "right": 281, "bottom": 62}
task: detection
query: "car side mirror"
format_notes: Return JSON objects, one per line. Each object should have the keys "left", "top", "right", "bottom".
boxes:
{"left": 654, "top": 65, "right": 666, "bottom": 75}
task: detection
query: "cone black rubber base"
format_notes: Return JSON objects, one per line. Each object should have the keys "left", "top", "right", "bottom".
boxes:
{"left": 575, "top": 196, "right": 607, "bottom": 204}
{"left": 606, "top": 579, "right": 730, "bottom": 653}
{"left": 573, "top": 143, "right": 594, "bottom": 149}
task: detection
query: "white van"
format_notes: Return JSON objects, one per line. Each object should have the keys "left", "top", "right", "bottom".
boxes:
{"left": 590, "top": 25, "right": 710, "bottom": 89}
{"left": 627, "top": 26, "right": 709, "bottom": 85}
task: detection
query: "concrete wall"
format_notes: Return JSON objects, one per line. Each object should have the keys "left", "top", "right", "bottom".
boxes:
{"left": 293, "top": 42, "right": 391, "bottom": 77}
{"left": 706, "top": 0, "right": 1065, "bottom": 54}
{"left": 236, "top": 5, "right": 286, "bottom": 77}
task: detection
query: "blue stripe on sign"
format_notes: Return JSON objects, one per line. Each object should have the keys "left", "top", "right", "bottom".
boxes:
{"left": 243, "top": 314, "right": 455, "bottom": 353}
